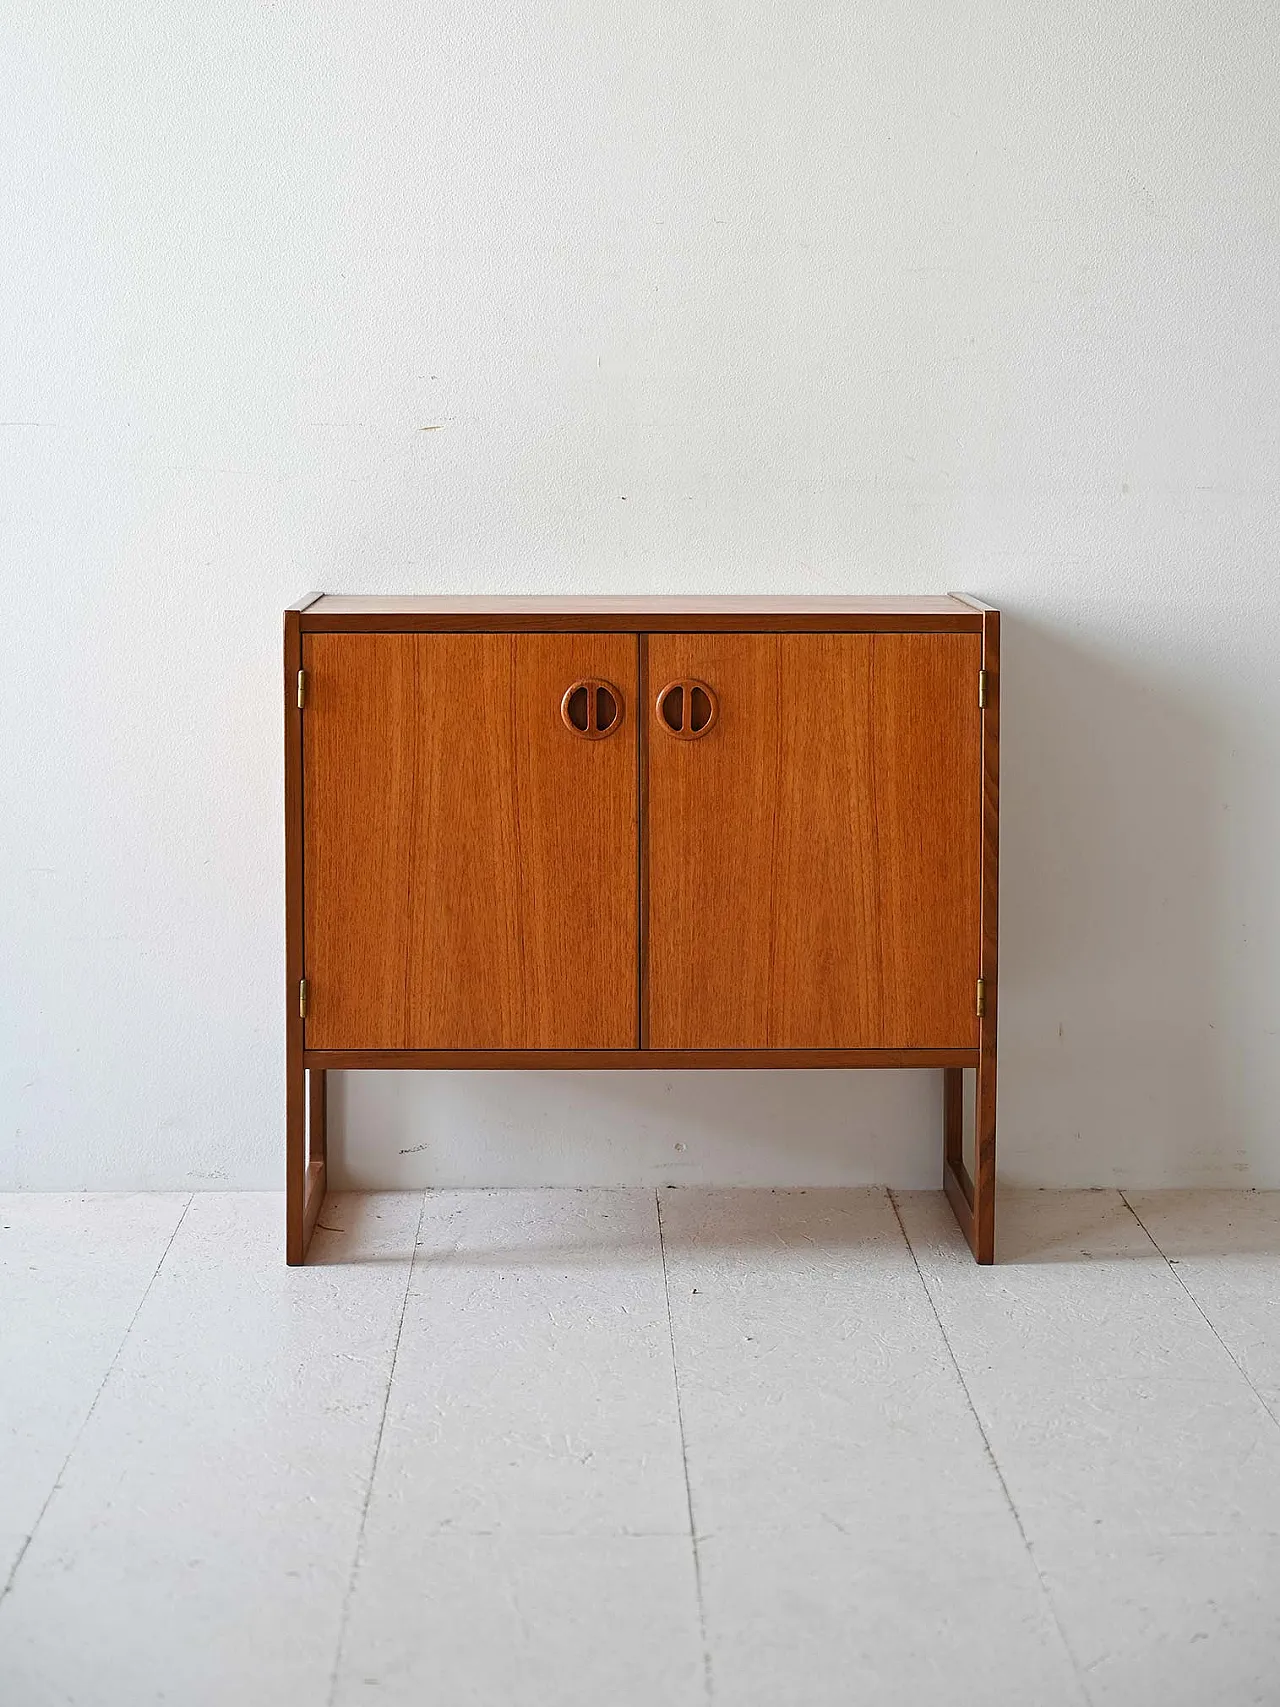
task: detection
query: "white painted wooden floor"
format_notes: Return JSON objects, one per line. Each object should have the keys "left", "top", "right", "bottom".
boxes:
{"left": 1, "top": 1189, "right": 1279, "bottom": 1706}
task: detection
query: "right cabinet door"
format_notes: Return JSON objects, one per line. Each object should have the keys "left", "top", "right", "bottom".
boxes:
{"left": 647, "top": 633, "right": 982, "bottom": 1049}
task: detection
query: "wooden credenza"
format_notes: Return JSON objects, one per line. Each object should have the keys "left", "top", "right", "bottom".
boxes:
{"left": 285, "top": 595, "right": 999, "bottom": 1264}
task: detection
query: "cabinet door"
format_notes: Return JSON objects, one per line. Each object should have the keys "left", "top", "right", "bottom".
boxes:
{"left": 647, "top": 633, "right": 981, "bottom": 1049}
{"left": 304, "top": 633, "right": 637, "bottom": 1049}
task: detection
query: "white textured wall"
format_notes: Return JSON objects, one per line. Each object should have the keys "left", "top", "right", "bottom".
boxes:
{"left": 3, "top": 3, "right": 1278, "bottom": 1191}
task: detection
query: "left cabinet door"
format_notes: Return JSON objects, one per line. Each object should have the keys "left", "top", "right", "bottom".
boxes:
{"left": 302, "top": 633, "right": 638, "bottom": 1050}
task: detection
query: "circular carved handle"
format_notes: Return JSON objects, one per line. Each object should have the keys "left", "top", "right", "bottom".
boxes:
{"left": 561, "top": 679, "right": 624, "bottom": 739}
{"left": 655, "top": 679, "right": 718, "bottom": 740}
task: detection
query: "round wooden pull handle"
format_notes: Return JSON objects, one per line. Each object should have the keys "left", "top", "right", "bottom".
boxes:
{"left": 561, "top": 679, "right": 624, "bottom": 739}
{"left": 655, "top": 680, "right": 718, "bottom": 740}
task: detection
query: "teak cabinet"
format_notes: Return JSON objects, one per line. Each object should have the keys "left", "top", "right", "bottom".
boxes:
{"left": 285, "top": 595, "right": 1000, "bottom": 1264}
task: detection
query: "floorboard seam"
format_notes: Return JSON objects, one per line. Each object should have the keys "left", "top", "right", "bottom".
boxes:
{"left": 0, "top": 1191, "right": 194, "bottom": 1613}
{"left": 655, "top": 1189, "right": 713, "bottom": 1707}
{"left": 326, "top": 1189, "right": 428, "bottom": 1707}
{"left": 887, "top": 1189, "right": 1093, "bottom": 1706}
{"left": 1119, "top": 1191, "right": 1280, "bottom": 1431}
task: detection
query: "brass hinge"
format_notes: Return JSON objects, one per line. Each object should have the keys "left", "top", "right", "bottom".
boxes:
{"left": 297, "top": 668, "right": 307, "bottom": 710}
{"left": 976, "top": 978, "right": 987, "bottom": 1018}
{"left": 299, "top": 978, "right": 309, "bottom": 1020}
{"left": 978, "top": 668, "right": 988, "bottom": 709}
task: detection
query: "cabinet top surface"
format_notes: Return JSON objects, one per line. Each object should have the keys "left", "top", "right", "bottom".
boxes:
{"left": 303, "top": 593, "right": 982, "bottom": 614}
{"left": 292, "top": 593, "right": 995, "bottom": 631}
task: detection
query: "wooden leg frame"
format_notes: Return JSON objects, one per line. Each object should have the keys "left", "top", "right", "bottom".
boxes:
{"left": 288, "top": 1065, "right": 991, "bottom": 1264}
{"left": 289, "top": 1060, "right": 993, "bottom": 1265}
{"left": 286, "top": 1060, "right": 327, "bottom": 1266}
{"left": 945, "top": 593, "right": 999, "bottom": 1264}
{"left": 285, "top": 599, "right": 326, "bottom": 1266}
{"left": 942, "top": 1054, "right": 996, "bottom": 1264}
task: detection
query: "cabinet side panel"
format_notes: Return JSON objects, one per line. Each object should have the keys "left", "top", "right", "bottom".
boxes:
{"left": 303, "top": 635, "right": 419, "bottom": 1049}
{"left": 510, "top": 634, "right": 638, "bottom": 1048}
{"left": 872, "top": 633, "right": 983, "bottom": 1047}
{"left": 285, "top": 611, "right": 306, "bottom": 1259}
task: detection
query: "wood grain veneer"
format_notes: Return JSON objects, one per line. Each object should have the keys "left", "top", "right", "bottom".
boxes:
{"left": 303, "top": 632, "right": 637, "bottom": 1051}
{"left": 285, "top": 593, "right": 1000, "bottom": 1265}
{"left": 646, "top": 633, "right": 980, "bottom": 1050}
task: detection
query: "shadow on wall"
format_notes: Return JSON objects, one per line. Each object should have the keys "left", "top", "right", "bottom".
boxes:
{"left": 329, "top": 606, "right": 1254, "bottom": 1194}
{"left": 999, "top": 608, "right": 1244, "bottom": 1187}
{"left": 328, "top": 1068, "right": 945, "bottom": 1192}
